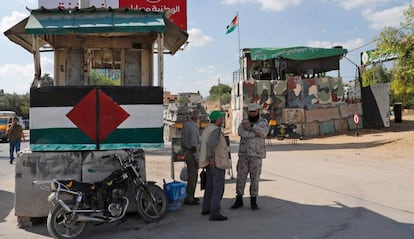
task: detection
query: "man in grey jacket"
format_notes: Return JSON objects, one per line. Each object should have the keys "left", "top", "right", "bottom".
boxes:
{"left": 199, "top": 110, "right": 229, "bottom": 221}
{"left": 231, "top": 103, "right": 269, "bottom": 210}
{"left": 181, "top": 110, "right": 201, "bottom": 205}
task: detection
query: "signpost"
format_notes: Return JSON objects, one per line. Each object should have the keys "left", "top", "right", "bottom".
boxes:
{"left": 38, "top": 0, "right": 119, "bottom": 8}
{"left": 120, "top": 0, "right": 187, "bottom": 31}
{"left": 38, "top": 0, "right": 187, "bottom": 31}
{"left": 360, "top": 49, "right": 398, "bottom": 66}
{"left": 353, "top": 114, "right": 359, "bottom": 136}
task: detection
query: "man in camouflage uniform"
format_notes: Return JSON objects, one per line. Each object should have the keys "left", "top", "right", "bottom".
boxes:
{"left": 231, "top": 103, "right": 269, "bottom": 210}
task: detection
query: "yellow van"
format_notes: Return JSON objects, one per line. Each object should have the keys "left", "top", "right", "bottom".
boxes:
{"left": 0, "top": 117, "right": 13, "bottom": 142}
{"left": 0, "top": 111, "right": 16, "bottom": 142}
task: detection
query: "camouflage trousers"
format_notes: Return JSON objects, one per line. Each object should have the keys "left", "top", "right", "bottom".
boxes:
{"left": 235, "top": 156, "right": 263, "bottom": 197}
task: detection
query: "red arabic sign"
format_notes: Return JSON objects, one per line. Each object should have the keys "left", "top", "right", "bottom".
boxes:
{"left": 119, "top": 0, "right": 187, "bottom": 31}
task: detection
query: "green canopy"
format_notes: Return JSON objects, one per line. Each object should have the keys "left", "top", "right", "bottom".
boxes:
{"left": 4, "top": 8, "right": 188, "bottom": 54}
{"left": 248, "top": 46, "right": 347, "bottom": 61}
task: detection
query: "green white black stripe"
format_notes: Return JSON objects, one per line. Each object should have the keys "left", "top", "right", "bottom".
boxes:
{"left": 30, "top": 86, "right": 164, "bottom": 151}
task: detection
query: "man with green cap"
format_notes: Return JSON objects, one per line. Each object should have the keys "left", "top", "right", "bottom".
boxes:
{"left": 199, "top": 110, "right": 231, "bottom": 221}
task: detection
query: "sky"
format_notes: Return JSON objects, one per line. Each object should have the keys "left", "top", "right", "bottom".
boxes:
{"left": 0, "top": 0, "right": 412, "bottom": 98}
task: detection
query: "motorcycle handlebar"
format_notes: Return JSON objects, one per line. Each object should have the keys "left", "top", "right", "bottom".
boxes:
{"left": 101, "top": 150, "right": 138, "bottom": 167}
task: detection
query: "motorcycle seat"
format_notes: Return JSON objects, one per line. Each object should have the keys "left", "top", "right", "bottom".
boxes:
{"left": 58, "top": 180, "right": 98, "bottom": 192}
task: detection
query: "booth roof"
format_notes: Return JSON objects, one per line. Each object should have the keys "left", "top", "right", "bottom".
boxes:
{"left": 4, "top": 7, "right": 188, "bottom": 54}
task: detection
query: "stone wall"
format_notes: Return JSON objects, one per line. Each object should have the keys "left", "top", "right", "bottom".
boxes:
{"left": 15, "top": 149, "right": 145, "bottom": 218}
{"left": 281, "top": 102, "right": 363, "bottom": 137}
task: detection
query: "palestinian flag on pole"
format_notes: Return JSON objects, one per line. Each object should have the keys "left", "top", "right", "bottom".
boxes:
{"left": 29, "top": 86, "right": 164, "bottom": 151}
{"left": 226, "top": 14, "right": 238, "bottom": 34}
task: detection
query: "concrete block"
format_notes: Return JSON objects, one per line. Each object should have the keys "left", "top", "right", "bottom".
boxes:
{"left": 305, "top": 107, "right": 341, "bottom": 123}
{"left": 339, "top": 102, "right": 363, "bottom": 118}
{"left": 16, "top": 150, "right": 82, "bottom": 218}
{"left": 282, "top": 108, "right": 305, "bottom": 124}
{"left": 317, "top": 77, "right": 332, "bottom": 104}
{"left": 16, "top": 149, "right": 146, "bottom": 218}
{"left": 296, "top": 123, "right": 304, "bottom": 137}
{"left": 320, "top": 121, "right": 335, "bottom": 135}
{"left": 302, "top": 122, "right": 320, "bottom": 137}
{"left": 83, "top": 150, "right": 129, "bottom": 183}
{"left": 334, "top": 119, "right": 349, "bottom": 132}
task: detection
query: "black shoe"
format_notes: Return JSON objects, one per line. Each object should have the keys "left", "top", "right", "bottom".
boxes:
{"left": 251, "top": 204, "right": 260, "bottom": 210}
{"left": 184, "top": 200, "right": 200, "bottom": 205}
{"left": 194, "top": 197, "right": 200, "bottom": 202}
{"left": 201, "top": 210, "right": 210, "bottom": 215}
{"left": 231, "top": 195, "right": 243, "bottom": 209}
{"left": 209, "top": 215, "right": 228, "bottom": 221}
{"left": 10, "top": 159, "right": 13, "bottom": 165}
{"left": 251, "top": 197, "right": 259, "bottom": 210}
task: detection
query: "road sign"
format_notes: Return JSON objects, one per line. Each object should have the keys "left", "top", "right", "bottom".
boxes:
{"left": 353, "top": 114, "right": 359, "bottom": 124}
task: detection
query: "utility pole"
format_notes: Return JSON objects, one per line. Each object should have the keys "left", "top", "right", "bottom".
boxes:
{"left": 218, "top": 78, "right": 221, "bottom": 110}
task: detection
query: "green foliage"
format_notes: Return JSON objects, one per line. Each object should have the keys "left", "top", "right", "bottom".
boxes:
{"left": 375, "top": 4, "right": 414, "bottom": 108}
{"left": 90, "top": 71, "right": 120, "bottom": 86}
{"left": 40, "top": 73, "right": 54, "bottom": 87}
{"left": 220, "top": 93, "right": 231, "bottom": 105}
{"left": 178, "top": 96, "right": 190, "bottom": 105}
{"left": 209, "top": 84, "right": 232, "bottom": 96}
{"left": 361, "top": 64, "right": 392, "bottom": 87}
{"left": 206, "top": 93, "right": 231, "bottom": 105}
{"left": 207, "top": 84, "right": 232, "bottom": 106}
{"left": 0, "top": 93, "right": 30, "bottom": 118}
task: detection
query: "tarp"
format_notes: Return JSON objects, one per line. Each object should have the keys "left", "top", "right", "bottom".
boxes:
{"left": 248, "top": 46, "right": 347, "bottom": 61}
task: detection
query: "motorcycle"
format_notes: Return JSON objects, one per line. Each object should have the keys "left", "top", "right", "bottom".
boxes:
{"left": 33, "top": 148, "right": 167, "bottom": 239}
{"left": 269, "top": 123, "right": 303, "bottom": 143}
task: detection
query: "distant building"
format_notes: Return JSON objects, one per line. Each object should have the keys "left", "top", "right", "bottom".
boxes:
{"left": 163, "top": 91, "right": 178, "bottom": 105}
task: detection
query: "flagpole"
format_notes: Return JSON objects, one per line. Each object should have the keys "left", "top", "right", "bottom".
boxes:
{"left": 236, "top": 12, "right": 242, "bottom": 83}
{"left": 226, "top": 12, "right": 242, "bottom": 83}
{"left": 237, "top": 11, "right": 241, "bottom": 56}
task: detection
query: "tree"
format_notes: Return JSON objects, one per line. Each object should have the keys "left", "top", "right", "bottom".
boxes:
{"left": 208, "top": 84, "right": 232, "bottom": 105}
{"left": 0, "top": 93, "right": 29, "bottom": 118}
{"left": 375, "top": 4, "right": 414, "bottom": 107}
{"left": 40, "top": 73, "right": 54, "bottom": 87}
{"left": 209, "top": 84, "right": 232, "bottom": 96}
{"left": 361, "top": 64, "right": 392, "bottom": 87}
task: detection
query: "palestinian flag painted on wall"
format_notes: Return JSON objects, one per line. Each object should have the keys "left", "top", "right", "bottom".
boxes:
{"left": 30, "top": 86, "right": 164, "bottom": 151}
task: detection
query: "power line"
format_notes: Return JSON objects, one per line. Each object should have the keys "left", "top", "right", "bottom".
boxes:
{"left": 348, "top": 21, "right": 411, "bottom": 53}
{"left": 347, "top": 40, "right": 376, "bottom": 53}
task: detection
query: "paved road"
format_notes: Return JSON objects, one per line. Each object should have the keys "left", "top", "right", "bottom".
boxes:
{"left": 0, "top": 130, "right": 413, "bottom": 239}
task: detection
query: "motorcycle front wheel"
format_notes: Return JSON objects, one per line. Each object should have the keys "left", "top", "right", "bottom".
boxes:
{"left": 136, "top": 184, "right": 167, "bottom": 222}
{"left": 47, "top": 202, "right": 87, "bottom": 239}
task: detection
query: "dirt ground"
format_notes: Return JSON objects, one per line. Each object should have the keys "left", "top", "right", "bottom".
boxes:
{"left": 1, "top": 112, "right": 413, "bottom": 238}
{"left": 204, "top": 98, "right": 414, "bottom": 152}
{"left": 301, "top": 112, "right": 414, "bottom": 152}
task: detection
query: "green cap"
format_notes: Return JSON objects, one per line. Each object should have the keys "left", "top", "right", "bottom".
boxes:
{"left": 209, "top": 110, "right": 225, "bottom": 121}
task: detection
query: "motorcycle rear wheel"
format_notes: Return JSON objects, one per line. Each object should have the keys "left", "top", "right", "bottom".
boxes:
{"left": 47, "top": 202, "right": 87, "bottom": 239}
{"left": 136, "top": 184, "right": 167, "bottom": 222}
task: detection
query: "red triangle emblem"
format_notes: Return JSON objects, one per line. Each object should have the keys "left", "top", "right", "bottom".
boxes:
{"left": 66, "top": 89, "right": 130, "bottom": 142}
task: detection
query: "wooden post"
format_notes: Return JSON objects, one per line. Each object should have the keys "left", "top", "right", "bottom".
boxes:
{"left": 157, "top": 33, "right": 164, "bottom": 87}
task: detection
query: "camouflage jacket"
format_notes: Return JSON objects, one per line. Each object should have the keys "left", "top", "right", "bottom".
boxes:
{"left": 238, "top": 118, "right": 269, "bottom": 158}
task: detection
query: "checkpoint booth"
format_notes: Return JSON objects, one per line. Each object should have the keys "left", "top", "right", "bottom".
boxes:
{"left": 4, "top": 6, "right": 188, "bottom": 222}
